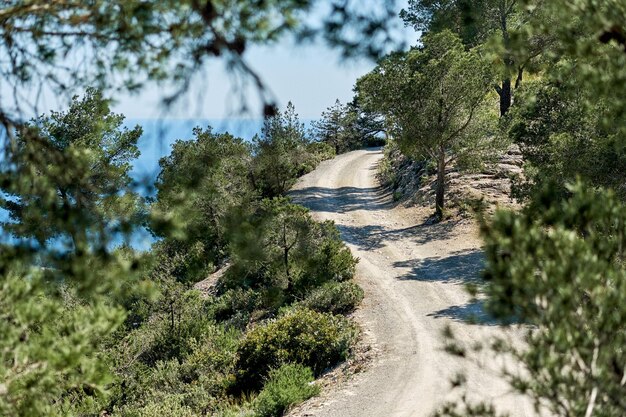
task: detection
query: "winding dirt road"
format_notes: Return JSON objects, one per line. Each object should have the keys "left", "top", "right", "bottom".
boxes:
{"left": 290, "top": 148, "right": 532, "bottom": 417}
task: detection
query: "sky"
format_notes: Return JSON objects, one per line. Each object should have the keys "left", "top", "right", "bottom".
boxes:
{"left": 113, "top": 3, "right": 417, "bottom": 121}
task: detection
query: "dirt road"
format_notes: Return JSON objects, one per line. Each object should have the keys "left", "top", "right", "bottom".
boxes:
{"left": 290, "top": 148, "right": 532, "bottom": 417}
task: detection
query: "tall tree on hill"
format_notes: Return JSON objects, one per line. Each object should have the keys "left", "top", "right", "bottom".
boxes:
{"left": 251, "top": 102, "right": 314, "bottom": 197}
{"left": 357, "top": 31, "right": 495, "bottom": 219}
{"left": 313, "top": 100, "right": 348, "bottom": 154}
{"left": 152, "top": 127, "right": 255, "bottom": 282}
{"left": 401, "top": 0, "right": 548, "bottom": 116}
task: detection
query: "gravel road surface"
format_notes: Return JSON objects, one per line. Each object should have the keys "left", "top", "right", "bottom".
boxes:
{"left": 289, "top": 148, "right": 532, "bottom": 417}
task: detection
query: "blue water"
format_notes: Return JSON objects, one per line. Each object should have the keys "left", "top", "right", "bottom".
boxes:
{"left": 127, "top": 118, "right": 265, "bottom": 184}
{"left": 127, "top": 118, "right": 315, "bottom": 185}
{"left": 1, "top": 118, "right": 314, "bottom": 250}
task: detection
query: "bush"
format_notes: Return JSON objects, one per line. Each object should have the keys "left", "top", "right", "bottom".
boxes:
{"left": 299, "top": 281, "right": 364, "bottom": 315}
{"left": 212, "top": 288, "right": 262, "bottom": 327}
{"left": 108, "top": 319, "right": 240, "bottom": 416}
{"left": 253, "top": 364, "right": 319, "bottom": 417}
{"left": 236, "top": 308, "right": 357, "bottom": 390}
{"left": 377, "top": 141, "right": 399, "bottom": 188}
{"left": 306, "top": 141, "right": 336, "bottom": 163}
{"left": 117, "top": 395, "right": 198, "bottom": 417}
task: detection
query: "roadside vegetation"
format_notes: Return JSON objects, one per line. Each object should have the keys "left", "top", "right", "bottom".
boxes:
{"left": 0, "top": 90, "right": 363, "bottom": 416}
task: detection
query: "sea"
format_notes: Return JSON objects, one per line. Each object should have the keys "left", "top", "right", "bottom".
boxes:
{"left": 1, "top": 118, "right": 314, "bottom": 250}
{"left": 127, "top": 118, "right": 266, "bottom": 184}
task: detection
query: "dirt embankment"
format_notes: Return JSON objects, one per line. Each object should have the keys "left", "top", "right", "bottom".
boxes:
{"left": 379, "top": 144, "right": 523, "bottom": 216}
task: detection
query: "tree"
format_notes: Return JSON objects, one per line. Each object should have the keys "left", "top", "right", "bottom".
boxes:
{"left": 251, "top": 102, "right": 315, "bottom": 197}
{"left": 0, "top": 0, "right": 403, "bottom": 130}
{"left": 0, "top": 88, "right": 142, "bottom": 253}
{"left": 439, "top": 183, "right": 626, "bottom": 417}
{"left": 514, "top": 0, "right": 626, "bottom": 128}
{"left": 313, "top": 99, "right": 385, "bottom": 153}
{"left": 507, "top": 80, "right": 626, "bottom": 201}
{"left": 151, "top": 127, "right": 255, "bottom": 282}
{"left": 313, "top": 100, "right": 351, "bottom": 154}
{"left": 356, "top": 31, "right": 495, "bottom": 219}
{"left": 499, "top": 0, "right": 626, "bottom": 201}
{"left": 224, "top": 198, "right": 356, "bottom": 305}
{"left": 400, "top": 0, "right": 549, "bottom": 115}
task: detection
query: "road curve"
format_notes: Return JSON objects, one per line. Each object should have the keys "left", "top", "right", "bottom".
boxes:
{"left": 289, "top": 148, "right": 532, "bottom": 417}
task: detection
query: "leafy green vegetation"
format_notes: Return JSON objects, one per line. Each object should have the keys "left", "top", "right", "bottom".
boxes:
{"left": 312, "top": 99, "right": 385, "bottom": 154}
{"left": 298, "top": 281, "right": 364, "bottom": 315}
{"left": 2, "top": 0, "right": 626, "bottom": 416}
{"left": 236, "top": 308, "right": 356, "bottom": 391}
{"left": 254, "top": 364, "right": 320, "bottom": 417}
{"left": 357, "top": 30, "right": 500, "bottom": 218}
{"left": 480, "top": 183, "right": 626, "bottom": 415}
{"left": 0, "top": 92, "right": 361, "bottom": 415}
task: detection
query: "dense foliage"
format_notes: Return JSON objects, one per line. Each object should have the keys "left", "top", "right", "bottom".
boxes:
{"left": 251, "top": 103, "right": 331, "bottom": 198}
{"left": 312, "top": 99, "right": 385, "bottom": 153}
{"left": 236, "top": 308, "right": 356, "bottom": 391}
{"left": 480, "top": 184, "right": 626, "bottom": 415}
{"left": 1, "top": 88, "right": 143, "bottom": 253}
{"left": 0, "top": 90, "right": 360, "bottom": 415}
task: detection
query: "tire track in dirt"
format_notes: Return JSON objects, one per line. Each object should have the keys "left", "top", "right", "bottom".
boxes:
{"left": 289, "top": 148, "right": 533, "bottom": 417}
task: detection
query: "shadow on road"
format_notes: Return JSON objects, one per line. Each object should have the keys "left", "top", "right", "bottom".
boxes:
{"left": 290, "top": 186, "right": 391, "bottom": 212}
{"left": 334, "top": 217, "right": 467, "bottom": 252}
{"left": 427, "top": 300, "right": 502, "bottom": 326}
{"left": 394, "top": 248, "right": 484, "bottom": 285}
{"left": 336, "top": 223, "right": 419, "bottom": 251}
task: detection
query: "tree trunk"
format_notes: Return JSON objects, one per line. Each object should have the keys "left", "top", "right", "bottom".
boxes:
{"left": 282, "top": 223, "right": 290, "bottom": 280}
{"left": 499, "top": 78, "right": 512, "bottom": 116}
{"left": 498, "top": 2, "right": 512, "bottom": 116}
{"left": 515, "top": 66, "right": 524, "bottom": 89}
{"left": 435, "top": 148, "right": 446, "bottom": 220}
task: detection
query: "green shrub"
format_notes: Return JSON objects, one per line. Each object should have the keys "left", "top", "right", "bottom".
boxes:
{"left": 116, "top": 395, "right": 198, "bottom": 417}
{"left": 236, "top": 308, "right": 357, "bottom": 390}
{"left": 307, "top": 141, "right": 336, "bottom": 163}
{"left": 212, "top": 288, "right": 262, "bottom": 327}
{"left": 299, "top": 281, "right": 364, "bottom": 315}
{"left": 107, "top": 301, "right": 241, "bottom": 415}
{"left": 253, "top": 364, "right": 319, "bottom": 417}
